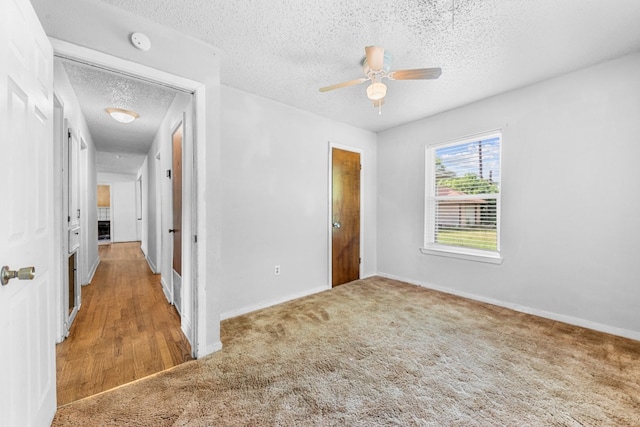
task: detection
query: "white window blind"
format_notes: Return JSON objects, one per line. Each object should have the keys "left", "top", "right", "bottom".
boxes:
{"left": 425, "top": 132, "right": 501, "bottom": 258}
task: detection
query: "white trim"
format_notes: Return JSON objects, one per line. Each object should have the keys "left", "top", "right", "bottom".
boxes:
{"left": 425, "top": 128, "right": 505, "bottom": 149}
{"left": 206, "top": 341, "right": 223, "bottom": 355}
{"left": 171, "top": 116, "right": 184, "bottom": 136}
{"left": 87, "top": 256, "right": 100, "bottom": 283}
{"left": 378, "top": 272, "right": 640, "bottom": 342}
{"left": 169, "top": 118, "right": 184, "bottom": 311}
{"left": 50, "top": 38, "right": 200, "bottom": 92}
{"left": 189, "top": 99, "right": 199, "bottom": 356}
{"left": 191, "top": 85, "right": 208, "bottom": 358}
{"left": 53, "top": 91, "right": 66, "bottom": 343}
{"left": 423, "top": 130, "right": 502, "bottom": 262}
{"left": 181, "top": 317, "right": 192, "bottom": 343}
{"left": 145, "top": 255, "right": 158, "bottom": 274}
{"left": 327, "top": 142, "right": 364, "bottom": 287}
{"left": 161, "top": 273, "right": 172, "bottom": 304}
{"left": 154, "top": 151, "right": 163, "bottom": 275}
{"left": 220, "top": 285, "right": 329, "bottom": 321}
{"left": 419, "top": 247, "right": 503, "bottom": 264}
{"left": 172, "top": 269, "right": 182, "bottom": 313}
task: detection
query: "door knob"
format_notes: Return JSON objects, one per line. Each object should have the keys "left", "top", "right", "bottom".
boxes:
{"left": 1, "top": 266, "right": 35, "bottom": 286}
{"left": 169, "top": 229, "right": 178, "bottom": 233}
{"left": 332, "top": 222, "right": 341, "bottom": 229}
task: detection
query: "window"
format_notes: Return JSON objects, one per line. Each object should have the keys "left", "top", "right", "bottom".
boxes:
{"left": 423, "top": 132, "right": 502, "bottom": 263}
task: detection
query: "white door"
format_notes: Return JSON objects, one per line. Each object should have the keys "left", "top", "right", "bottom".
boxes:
{"left": 65, "top": 124, "right": 81, "bottom": 332}
{"left": 0, "top": 0, "right": 57, "bottom": 425}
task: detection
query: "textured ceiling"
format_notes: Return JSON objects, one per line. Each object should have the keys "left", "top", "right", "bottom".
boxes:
{"left": 93, "top": 0, "right": 640, "bottom": 132}
{"left": 60, "top": 60, "right": 177, "bottom": 174}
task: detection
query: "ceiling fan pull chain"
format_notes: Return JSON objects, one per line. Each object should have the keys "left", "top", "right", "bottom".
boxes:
{"left": 452, "top": 0, "right": 455, "bottom": 29}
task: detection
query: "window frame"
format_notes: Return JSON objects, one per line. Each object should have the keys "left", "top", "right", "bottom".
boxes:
{"left": 422, "top": 131, "right": 503, "bottom": 264}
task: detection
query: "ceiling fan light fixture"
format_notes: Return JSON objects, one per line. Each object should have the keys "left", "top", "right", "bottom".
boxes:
{"left": 106, "top": 107, "right": 139, "bottom": 124}
{"left": 319, "top": 46, "right": 441, "bottom": 113}
{"left": 366, "top": 82, "right": 387, "bottom": 101}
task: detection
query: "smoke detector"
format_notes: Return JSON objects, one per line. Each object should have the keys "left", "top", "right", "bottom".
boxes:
{"left": 130, "top": 33, "right": 151, "bottom": 51}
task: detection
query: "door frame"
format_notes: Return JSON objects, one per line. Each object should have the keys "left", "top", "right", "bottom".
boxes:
{"left": 327, "top": 142, "right": 364, "bottom": 287}
{"left": 62, "top": 118, "right": 81, "bottom": 337}
{"left": 53, "top": 92, "right": 66, "bottom": 341}
{"left": 169, "top": 116, "right": 184, "bottom": 310}
{"left": 154, "top": 150, "right": 162, "bottom": 274}
{"left": 50, "top": 38, "right": 207, "bottom": 357}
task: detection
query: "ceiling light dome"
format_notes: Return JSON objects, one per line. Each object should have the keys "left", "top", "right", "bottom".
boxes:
{"left": 366, "top": 82, "right": 387, "bottom": 101}
{"left": 106, "top": 108, "right": 139, "bottom": 124}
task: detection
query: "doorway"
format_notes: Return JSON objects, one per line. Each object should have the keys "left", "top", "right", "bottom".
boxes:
{"left": 97, "top": 184, "right": 111, "bottom": 244}
{"left": 51, "top": 44, "right": 202, "bottom": 404}
{"left": 330, "top": 146, "right": 362, "bottom": 287}
{"left": 64, "top": 118, "right": 81, "bottom": 334}
{"left": 171, "top": 120, "right": 183, "bottom": 313}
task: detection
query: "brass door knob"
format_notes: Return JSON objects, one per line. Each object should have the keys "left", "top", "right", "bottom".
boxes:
{"left": 1, "top": 266, "right": 35, "bottom": 286}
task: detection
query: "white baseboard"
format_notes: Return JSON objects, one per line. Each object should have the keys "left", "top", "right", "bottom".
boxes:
{"left": 181, "top": 316, "right": 192, "bottom": 346}
{"left": 172, "top": 270, "right": 182, "bottom": 314}
{"left": 378, "top": 272, "right": 640, "bottom": 342}
{"left": 87, "top": 256, "right": 100, "bottom": 284}
{"left": 202, "top": 341, "right": 223, "bottom": 357}
{"left": 145, "top": 255, "right": 158, "bottom": 274}
{"left": 161, "top": 277, "right": 171, "bottom": 304}
{"left": 220, "top": 285, "right": 329, "bottom": 321}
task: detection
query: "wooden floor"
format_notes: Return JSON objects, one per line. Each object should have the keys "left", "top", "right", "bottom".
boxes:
{"left": 56, "top": 242, "right": 193, "bottom": 406}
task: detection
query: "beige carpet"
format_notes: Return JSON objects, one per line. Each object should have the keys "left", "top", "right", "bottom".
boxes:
{"left": 53, "top": 277, "right": 640, "bottom": 426}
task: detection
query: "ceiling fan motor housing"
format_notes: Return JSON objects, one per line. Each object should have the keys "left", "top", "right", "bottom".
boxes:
{"left": 362, "top": 51, "right": 393, "bottom": 76}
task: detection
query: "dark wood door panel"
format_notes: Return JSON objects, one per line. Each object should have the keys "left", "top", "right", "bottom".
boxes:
{"left": 172, "top": 123, "right": 183, "bottom": 276}
{"left": 332, "top": 148, "right": 360, "bottom": 286}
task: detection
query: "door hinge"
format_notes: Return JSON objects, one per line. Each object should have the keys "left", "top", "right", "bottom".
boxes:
{"left": 67, "top": 129, "right": 72, "bottom": 139}
{"left": 194, "top": 235, "right": 198, "bottom": 243}
{"left": 67, "top": 215, "right": 71, "bottom": 222}
{"left": 359, "top": 257, "right": 362, "bottom": 264}
{"left": 166, "top": 169, "right": 171, "bottom": 179}
{"left": 360, "top": 164, "right": 362, "bottom": 170}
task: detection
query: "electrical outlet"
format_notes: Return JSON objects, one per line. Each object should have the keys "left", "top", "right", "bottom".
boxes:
{"left": 274, "top": 265, "right": 281, "bottom": 275}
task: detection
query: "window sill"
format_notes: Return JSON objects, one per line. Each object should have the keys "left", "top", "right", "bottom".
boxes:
{"left": 419, "top": 247, "right": 503, "bottom": 264}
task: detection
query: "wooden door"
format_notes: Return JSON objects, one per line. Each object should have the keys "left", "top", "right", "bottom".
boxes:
{"left": 0, "top": 0, "right": 57, "bottom": 424}
{"left": 171, "top": 122, "right": 183, "bottom": 310}
{"left": 331, "top": 148, "right": 361, "bottom": 286}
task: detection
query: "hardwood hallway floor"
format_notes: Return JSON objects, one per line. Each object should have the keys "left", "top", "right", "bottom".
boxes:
{"left": 56, "top": 242, "right": 193, "bottom": 406}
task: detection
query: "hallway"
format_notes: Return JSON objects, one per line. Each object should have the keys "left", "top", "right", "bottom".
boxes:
{"left": 56, "top": 242, "right": 193, "bottom": 406}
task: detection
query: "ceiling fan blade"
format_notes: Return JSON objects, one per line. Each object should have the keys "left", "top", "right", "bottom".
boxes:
{"left": 365, "top": 46, "right": 384, "bottom": 72}
{"left": 319, "top": 77, "right": 368, "bottom": 92}
{"left": 388, "top": 67, "right": 442, "bottom": 80}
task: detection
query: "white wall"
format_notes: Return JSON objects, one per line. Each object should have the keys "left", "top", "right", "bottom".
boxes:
{"left": 141, "top": 92, "right": 192, "bottom": 315}
{"left": 377, "top": 52, "right": 640, "bottom": 339}
{"left": 98, "top": 172, "right": 138, "bottom": 243}
{"left": 111, "top": 181, "right": 138, "bottom": 242}
{"left": 139, "top": 160, "right": 148, "bottom": 258}
{"left": 220, "top": 86, "right": 377, "bottom": 318}
{"left": 135, "top": 176, "right": 142, "bottom": 241}
{"left": 81, "top": 137, "right": 98, "bottom": 283}
{"left": 53, "top": 61, "right": 99, "bottom": 286}
{"left": 53, "top": 60, "right": 99, "bottom": 342}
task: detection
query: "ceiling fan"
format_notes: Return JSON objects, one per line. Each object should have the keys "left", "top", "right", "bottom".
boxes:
{"left": 319, "top": 46, "right": 442, "bottom": 112}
